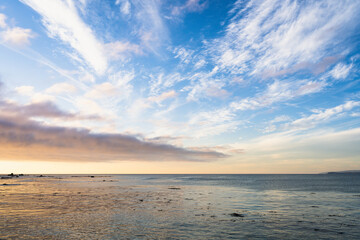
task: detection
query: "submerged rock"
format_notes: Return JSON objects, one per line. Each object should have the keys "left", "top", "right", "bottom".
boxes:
{"left": 5, "top": 173, "right": 20, "bottom": 178}
{"left": 230, "top": 213, "right": 245, "bottom": 217}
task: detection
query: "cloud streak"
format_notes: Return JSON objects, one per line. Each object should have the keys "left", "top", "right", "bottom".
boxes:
{"left": 20, "top": 0, "right": 108, "bottom": 74}
{"left": 132, "top": 0, "right": 169, "bottom": 54}
{"left": 230, "top": 79, "right": 326, "bottom": 111}
{"left": 172, "top": 0, "right": 208, "bottom": 16}
{"left": 209, "top": 0, "right": 360, "bottom": 77}
{"left": 284, "top": 101, "right": 360, "bottom": 131}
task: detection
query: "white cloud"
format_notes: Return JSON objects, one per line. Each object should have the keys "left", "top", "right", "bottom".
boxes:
{"left": 75, "top": 97, "right": 107, "bottom": 116}
{"left": 15, "top": 85, "right": 55, "bottom": 103}
{"left": 263, "top": 115, "right": 291, "bottom": 133}
{"left": 121, "top": 0, "right": 131, "bottom": 16}
{"left": 147, "top": 105, "right": 241, "bottom": 139}
{"left": 79, "top": 71, "right": 95, "bottom": 83}
{"left": 115, "top": 0, "right": 131, "bottom": 16}
{"left": 15, "top": 85, "right": 34, "bottom": 96}
{"left": 104, "top": 41, "right": 142, "bottom": 60}
{"left": 132, "top": 0, "right": 169, "bottom": 54}
{"left": 187, "top": 108, "right": 240, "bottom": 138}
{"left": 46, "top": 82, "right": 77, "bottom": 94}
{"left": 284, "top": 101, "right": 360, "bottom": 131}
{"left": 125, "top": 90, "right": 178, "bottom": 120}
{"left": 0, "top": 13, "right": 6, "bottom": 28}
{"left": 230, "top": 79, "right": 326, "bottom": 111}
{"left": 111, "top": 70, "right": 135, "bottom": 88}
{"left": 126, "top": 98, "right": 152, "bottom": 118}
{"left": 149, "top": 72, "right": 185, "bottom": 95}
{"left": 173, "top": 47, "right": 194, "bottom": 64}
{"left": 148, "top": 90, "right": 177, "bottom": 104}
{"left": 330, "top": 63, "right": 352, "bottom": 79}
{"left": 209, "top": 0, "right": 360, "bottom": 76}
{"left": 20, "top": 0, "right": 108, "bottom": 74}
{"left": 76, "top": 71, "right": 135, "bottom": 121}
{"left": 31, "top": 93, "right": 56, "bottom": 103}
{"left": 172, "top": 0, "right": 207, "bottom": 16}
{"left": 182, "top": 67, "right": 225, "bottom": 101}
{"left": 194, "top": 58, "right": 206, "bottom": 69}
{"left": 187, "top": 80, "right": 228, "bottom": 101}
{"left": 271, "top": 115, "right": 290, "bottom": 123}
{"left": 85, "top": 82, "right": 118, "bottom": 99}
{"left": 0, "top": 26, "right": 34, "bottom": 47}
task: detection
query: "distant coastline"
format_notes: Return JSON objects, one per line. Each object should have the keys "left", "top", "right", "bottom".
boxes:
{"left": 325, "top": 170, "right": 360, "bottom": 174}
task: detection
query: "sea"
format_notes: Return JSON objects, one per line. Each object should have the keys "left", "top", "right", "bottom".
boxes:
{"left": 1, "top": 174, "right": 360, "bottom": 239}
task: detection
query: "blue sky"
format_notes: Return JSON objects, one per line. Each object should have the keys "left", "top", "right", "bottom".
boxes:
{"left": 0, "top": 0, "right": 359, "bottom": 173}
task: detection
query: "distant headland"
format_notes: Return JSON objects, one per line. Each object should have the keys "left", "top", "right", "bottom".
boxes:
{"left": 325, "top": 170, "right": 360, "bottom": 174}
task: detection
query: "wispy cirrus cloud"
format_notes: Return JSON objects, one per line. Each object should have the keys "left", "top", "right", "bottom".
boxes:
{"left": 116, "top": 0, "right": 131, "bottom": 16}
{"left": 208, "top": 0, "right": 360, "bottom": 77}
{"left": 263, "top": 100, "right": 360, "bottom": 134}
{"left": 173, "top": 47, "right": 194, "bottom": 65}
{"left": 283, "top": 101, "right": 360, "bottom": 131}
{"left": 330, "top": 63, "right": 352, "bottom": 80}
{"left": 187, "top": 108, "right": 240, "bottom": 138}
{"left": 178, "top": 78, "right": 327, "bottom": 137}
{"left": 132, "top": 0, "right": 169, "bottom": 55}
{"left": 230, "top": 79, "right": 326, "bottom": 111}
{"left": 20, "top": 0, "right": 108, "bottom": 75}
{"left": 148, "top": 90, "right": 177, "bottom": 105}
{"left": 171, "top": 0, "right": 208, "bottom": 16}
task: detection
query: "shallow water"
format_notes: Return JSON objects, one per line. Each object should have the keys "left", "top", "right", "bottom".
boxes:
{"left": 1, "top": 174, "right": 359, "bottom": 239}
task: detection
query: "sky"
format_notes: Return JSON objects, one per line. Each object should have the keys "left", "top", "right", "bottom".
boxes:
{"left": 0, "top": 0, "right": 360, "bottom": 174}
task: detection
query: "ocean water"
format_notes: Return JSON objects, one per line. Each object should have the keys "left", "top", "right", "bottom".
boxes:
{"left": 1, "top": 174, "right": 360, "bottom": 239}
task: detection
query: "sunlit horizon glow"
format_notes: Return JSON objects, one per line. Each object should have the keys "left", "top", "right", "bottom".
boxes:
{"left": 0, "top": 0, "right": 360, "bottom": 174}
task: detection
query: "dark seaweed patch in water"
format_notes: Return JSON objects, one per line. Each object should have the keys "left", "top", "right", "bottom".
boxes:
{"left": 230, "top": 213, "right": 245, "bottom": 217}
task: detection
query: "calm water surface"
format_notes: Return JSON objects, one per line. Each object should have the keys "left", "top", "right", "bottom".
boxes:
{"left": 1, "top": 174, "right": 360, "bottom": 239}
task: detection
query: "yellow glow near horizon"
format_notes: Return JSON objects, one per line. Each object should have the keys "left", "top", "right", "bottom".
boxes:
{"left": 1, "top": 157, "right": 359, "bottom": 174}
